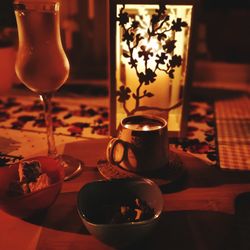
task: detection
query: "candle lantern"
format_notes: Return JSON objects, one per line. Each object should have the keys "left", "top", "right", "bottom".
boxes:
{"left": 108, "top": 0, "right": 197, "bottom": 137}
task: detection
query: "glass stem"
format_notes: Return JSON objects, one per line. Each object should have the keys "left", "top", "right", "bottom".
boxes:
{"left": 40, "top": 93, "right": 57, "bottom": 158}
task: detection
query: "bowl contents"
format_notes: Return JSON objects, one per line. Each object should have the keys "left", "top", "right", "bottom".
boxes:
{"left": 90, "top": 197, "right": 155, "bottom": 224}
{"left": 7, "top": 160, "right": 51, "bottom": 196}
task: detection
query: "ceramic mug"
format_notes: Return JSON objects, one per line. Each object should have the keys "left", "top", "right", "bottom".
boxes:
{"left": 106, "top": 115, "right": 169, "bottom": 173}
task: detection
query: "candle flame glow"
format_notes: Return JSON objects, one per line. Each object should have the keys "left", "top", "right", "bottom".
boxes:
{"left": 145, "top": 38, "right": 160, "bottom": 52}
{"left": 142, "top": 125, "right": 150, "bottom": 131}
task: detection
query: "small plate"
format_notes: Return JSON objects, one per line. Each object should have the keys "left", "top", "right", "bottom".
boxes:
{"left": 97, "top": 148, "right": 186, "bottom": 192}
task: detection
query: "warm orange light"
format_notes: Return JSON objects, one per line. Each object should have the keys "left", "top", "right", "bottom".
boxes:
{"left": 115, "top": 4, "right": 192, "bottom": 136}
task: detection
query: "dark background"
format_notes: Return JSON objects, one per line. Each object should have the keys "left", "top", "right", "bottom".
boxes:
{"left": 1, "top": 0, "right": 250, "bottom": 81}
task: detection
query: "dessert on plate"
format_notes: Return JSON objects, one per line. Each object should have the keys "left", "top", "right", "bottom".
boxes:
{"left": 8, "top": 160, "right": 51, "bottom": 196}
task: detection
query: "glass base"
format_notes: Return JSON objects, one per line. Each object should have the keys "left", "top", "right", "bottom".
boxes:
{"left": 60, "top": 154, "right": 83, "bottom": 181}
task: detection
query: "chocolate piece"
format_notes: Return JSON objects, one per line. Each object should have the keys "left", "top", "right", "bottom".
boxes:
{"left": 7, "top": 160, "right": 50, "bottom": 196}
{"left": 18, "top": 160, "right": 42, "bottom": 183}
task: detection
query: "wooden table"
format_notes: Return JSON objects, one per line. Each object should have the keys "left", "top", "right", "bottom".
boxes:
{"left": 1, "top": 136, "right": 250, "bottom": 250}
{"left": 1, "top": 90, "right": 250, "bottom": 250}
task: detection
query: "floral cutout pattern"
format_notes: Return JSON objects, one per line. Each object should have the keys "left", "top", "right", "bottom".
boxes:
{"left": 116, "top": 4, "right": 188, "bottom": 116}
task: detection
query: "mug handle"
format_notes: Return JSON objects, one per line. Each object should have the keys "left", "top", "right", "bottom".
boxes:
{"left": 106, "top": 138, "right": 126, "bottom": 165}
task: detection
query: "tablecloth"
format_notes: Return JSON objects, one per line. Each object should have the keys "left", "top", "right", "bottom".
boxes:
{"left": 0, "top": 94, "right": 218, "bottom": 168}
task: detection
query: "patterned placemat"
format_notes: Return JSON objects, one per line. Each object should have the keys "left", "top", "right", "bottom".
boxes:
{"left": 0, "top": 95, "right": 217, "bottom": 167}
{"left": 215, "top": 96, "right": 250, "bottom": 170}
{"left": 172, "top": 101, "right": 217, "bottom": 166}
{"left": 0, "top": 95, "right": 109, "bottom": 164}
{"left": 0, "top": 95, "right": 109, "bottom": 137}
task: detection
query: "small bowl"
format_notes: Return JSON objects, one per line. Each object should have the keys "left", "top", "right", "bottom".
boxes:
{"left": 0, "top": 156, "right": 64, "bottom": 218}
{"left": 77, "top": 178, "right": 163, "bottom": 248}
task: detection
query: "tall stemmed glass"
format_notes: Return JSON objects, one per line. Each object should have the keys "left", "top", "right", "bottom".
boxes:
{"left": 14, "top": 1, "right": 83, "bottom": 180}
